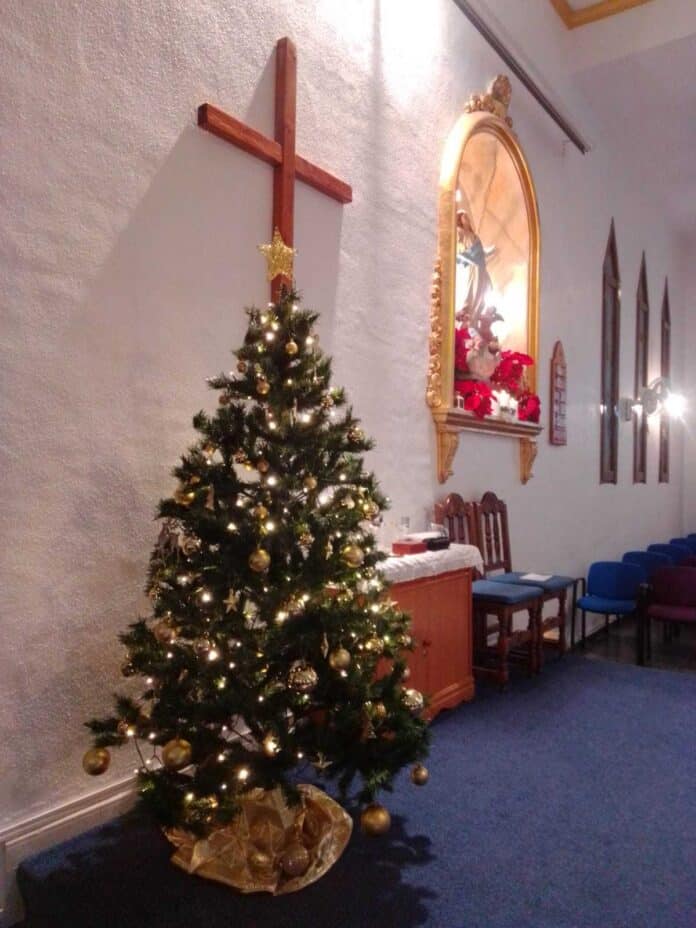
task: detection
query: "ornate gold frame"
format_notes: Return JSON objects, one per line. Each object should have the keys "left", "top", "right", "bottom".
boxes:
{"left": 427, "top": 77, "right": 542, "bottom": 484}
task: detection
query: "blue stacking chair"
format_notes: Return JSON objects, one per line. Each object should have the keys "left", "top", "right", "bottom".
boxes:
{"left": 670, "top": 537, "right": 696, "bottom": 552}
{"left": 576, "top": 561, "right": 643, "bottom": 644}
{"left": 622, "top": 550, "right": 671, "bottom": 582}
{"left": 647, "top": 543, "right": 692, "bottom": 565}
{"left": 687, "top": 534, "right": 696, "bottom": 548}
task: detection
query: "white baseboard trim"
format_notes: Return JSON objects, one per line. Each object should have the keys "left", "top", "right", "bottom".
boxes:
{"left": 0, "top": 777, "right": 136, "bottom": 927}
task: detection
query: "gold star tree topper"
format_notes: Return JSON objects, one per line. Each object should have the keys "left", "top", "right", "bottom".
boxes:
{"left": 258, "top": 228, "right": 296, "bottom": 281}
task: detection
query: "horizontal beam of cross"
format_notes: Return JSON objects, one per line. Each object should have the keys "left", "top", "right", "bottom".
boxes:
{"left": 198, "top": 103, "right": 352, "bottom": 205}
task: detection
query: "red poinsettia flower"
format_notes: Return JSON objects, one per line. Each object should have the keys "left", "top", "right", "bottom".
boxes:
{"left": 454, "top": 326, "right": 473, "bottom": 377}
{"left": 455, "top": 379, "right": 494, "bottom": 419}
{"left": 491, "top": 351, "right": 535, "bottom": 397}
{"left": 517, "top": 390, "right": 541, "bottom": 423}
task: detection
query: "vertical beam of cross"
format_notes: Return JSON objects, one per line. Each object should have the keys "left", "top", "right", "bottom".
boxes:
{"left": 197, "top": 38, "right": 352, "bottom": 301}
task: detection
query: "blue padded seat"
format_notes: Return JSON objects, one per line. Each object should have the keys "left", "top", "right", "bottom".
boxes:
{"left": 490, "top": 571, "right": 574, "bottom": 593}
{"left": 575, "top": 595, "right": 637, "bottom": 615}
{"left": 473, "top": 579, "right": 544, "bottom": 603}
{"left": 576, "top": 562, "right": 642, "bottom": 623}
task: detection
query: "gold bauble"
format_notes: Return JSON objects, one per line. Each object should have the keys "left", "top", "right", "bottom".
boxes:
{"left": 341, "top": 544, "right": 364, "bottom": 568}
{"left": 364, "top": 637, "right": 383, "bottom": 653}
{"left": 372, "top": 701, "right": 387, "bottom": 721}
{"left": 249, "top": 548, "right": 271, "bottom": 573}
{"left": 237, "top": 359, "right": 248, "bottom": 373}
{"left": 303, "top": 476, "right": 318, "bottom": 492}
{"left": 153, "top": 621, "right": 176, "bottom": 644}
{"left": 248, "top": 849, "right": 274, "bottom": 875}
{"left": 328, "top": 647, "right": 352, "bottom": 671}
{"left": 299, "top": 532, "right": 314, "bottom": 547}
{"left": 116, "top": 719, "right": 133, "bottom": 738}
{"left": 174, "top": 488, "right": 196, "bottom": 506}
{"left": 256, "top": 379, "right": 270, "bottom": 396}
{"left": 348, "top": 426, "right": 365, "bottom": 443}
{"left": 287, "top": 596, "right": 305, "bottom": 617}
{"left": 161, "top": 738, "right": 192, "bottom": 770}
{"left": 82, "top": 747, "right": 110, "bottom": 776}
{"left": 252, "top": 504, "right": 269, "bottom": 520}
{"left": 360, "top": 803, "right": 391, "bottom": 836}
{"left": 363, "top": 500, "right": 380, "bottom": 520}
{"left": 193, "top": 637, "right": 212, "bottom": 656}
{"left": 410, "top": 764, "right": 429, "bottom": 786}
{"left": 285, "top": 339, "right": 299, "bottom": 356}
{"left": 279, "top": 842, "right": 311, "bottom": 878}
{"left": 257, "top": 459, "right": 270, "bottom": 474}
{"left": 288, "top": 660, "right": 318, "bottom": 693}
{"left": 321, "top": 394, "right": 334, "bottom": 408}
{"left": 402, "top": 688, "right": 425, "bottom": 715}
{"left": 262, "top": 732, "right": 280, "bottom": 756}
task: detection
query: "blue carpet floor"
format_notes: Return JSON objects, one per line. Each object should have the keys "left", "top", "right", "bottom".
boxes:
{"left": 16, "top": 656, "right": 696, "bottom": 927}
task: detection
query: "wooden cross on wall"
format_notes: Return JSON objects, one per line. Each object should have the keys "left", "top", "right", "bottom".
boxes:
{"left": 198, "top": 37, "right": 352, "bottom": 299}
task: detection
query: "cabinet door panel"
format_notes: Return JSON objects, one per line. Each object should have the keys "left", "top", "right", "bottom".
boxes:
{"left": 390, "top": 568, "right": 473, "bottom": 718}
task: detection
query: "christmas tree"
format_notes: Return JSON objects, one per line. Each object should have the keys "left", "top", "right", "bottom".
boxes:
{"left": 84, "top": 284, "right": 429, "bottom": 842}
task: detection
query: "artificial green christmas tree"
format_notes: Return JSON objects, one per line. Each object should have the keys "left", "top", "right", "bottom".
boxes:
{"left": 84, "top": 284, "right": 429, "bottom": 887}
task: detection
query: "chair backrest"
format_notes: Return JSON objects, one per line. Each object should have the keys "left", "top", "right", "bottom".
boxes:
{"left": 472, "top": 491, "right": 513, "bottom": 574}
{"left": 622, "top": 550, "right": 671, "bottom": 582}
{"left": 433, "top": 493, "right": 477, "bottom": 546}
{"left": 647, "top": 543, "right": 691, "bottom": 565}
{"left": 651, "top": 566, "right": 696, "bottom": 607}
{"left": 681, "top": 555, "right": 696, "bottom": 569}
{"left": 587, "top": 561, "right": 642, "bottom": 600}
{"left": 671, "top": 537, "right": 696, "bottom": 553}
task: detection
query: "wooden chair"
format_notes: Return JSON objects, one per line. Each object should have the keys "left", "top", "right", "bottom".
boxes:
{"left": 434, "top": 493, "right": 543, "bottom": 687}
{"left": 473, "top": 491, "right": 574, "bottom": 664}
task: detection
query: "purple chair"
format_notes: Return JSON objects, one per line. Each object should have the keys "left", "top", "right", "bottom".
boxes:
{"left": 638, "top": 566, "right": 696, "bottom": 664}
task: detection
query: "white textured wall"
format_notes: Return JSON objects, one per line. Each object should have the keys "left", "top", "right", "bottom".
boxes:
{"left": 0, "top": 0, "right": 688, "bottom": 828}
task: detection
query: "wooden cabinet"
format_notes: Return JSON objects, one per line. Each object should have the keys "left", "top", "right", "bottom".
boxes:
{"left": 390, "top": 567, "right": 474, "bottom": 719}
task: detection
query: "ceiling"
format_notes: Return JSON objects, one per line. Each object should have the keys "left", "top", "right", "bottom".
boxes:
{"left": 549, "top": 0, "right": 654, "bottom": 29}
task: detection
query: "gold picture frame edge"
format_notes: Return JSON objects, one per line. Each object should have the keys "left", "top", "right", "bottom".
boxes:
{"left": 431, "top": 103, "right": 542, "bottom": 484}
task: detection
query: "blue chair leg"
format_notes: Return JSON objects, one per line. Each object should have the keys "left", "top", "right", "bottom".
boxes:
{"left": 581, "top": 610, "right": 586, "bottom": 647}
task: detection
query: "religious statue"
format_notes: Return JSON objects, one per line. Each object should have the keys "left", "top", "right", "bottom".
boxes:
{"left": 455, "top": 209, "right": 501, "bottom": 381}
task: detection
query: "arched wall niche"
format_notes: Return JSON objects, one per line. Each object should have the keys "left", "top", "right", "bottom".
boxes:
{"left": 427, "top": 76, "right": 542, "bottom": 485}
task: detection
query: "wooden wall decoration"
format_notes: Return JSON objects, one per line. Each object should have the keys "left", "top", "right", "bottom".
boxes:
{"left": 633, "top": 253, "right": 649, "bottom": 484}
{"left": 549, "top": 340, "right": 567, "bottom": 445}
{"left": 600, "top": 220, "right": 620, "bottom": 484}
{"left": 659, "top": 279, "right": 671, "bottom": 483}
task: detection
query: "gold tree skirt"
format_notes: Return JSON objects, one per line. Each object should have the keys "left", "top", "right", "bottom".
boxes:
{"left": 166, "top": 784, "right": 353, "bottom": 894}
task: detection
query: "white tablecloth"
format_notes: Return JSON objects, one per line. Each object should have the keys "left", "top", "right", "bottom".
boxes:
{"left": 379, "top": 543, "right": 483, "bottom": 584}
